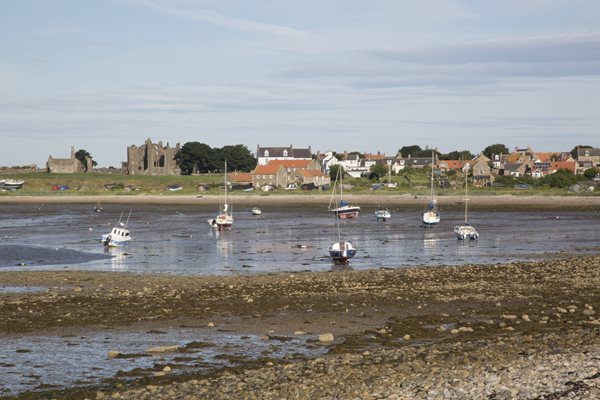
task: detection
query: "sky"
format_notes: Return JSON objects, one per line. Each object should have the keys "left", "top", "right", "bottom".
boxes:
{"left": 1, "top": 0, "right": 600, "bottom": 168}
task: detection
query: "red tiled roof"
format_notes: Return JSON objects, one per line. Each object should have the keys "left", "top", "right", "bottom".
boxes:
{"left": 549, "top": 161, "right": 576, "bottom": 173}
{"left": 441, "top": 160, "right": 466, "bottom": 170}
{"left": 230, "top": 172, "right": 252, "bottom": 182}
{"left": 267, "top": 159, "right": 312, "bottom": 168}
{"left": 253, "top": 164, "right": 285, "bottom": 175}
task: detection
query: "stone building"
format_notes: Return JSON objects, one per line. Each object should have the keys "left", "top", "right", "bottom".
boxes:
{"left": 47, "top": 146, "right": 91, "bottom": 173}
{"left": 126, "top": 139, "right": 181, "bottom": 176}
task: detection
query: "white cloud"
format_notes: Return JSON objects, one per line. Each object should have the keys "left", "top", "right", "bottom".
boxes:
{"left": 127, "top": 0, "right": 307, "bottom": 36}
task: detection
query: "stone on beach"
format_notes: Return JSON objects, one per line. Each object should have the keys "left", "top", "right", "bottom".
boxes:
{"left": 319, "top": 333, "right": 334, "bottom": 342}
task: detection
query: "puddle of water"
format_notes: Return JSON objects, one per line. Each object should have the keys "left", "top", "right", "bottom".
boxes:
{"left": 0, "top": 327, "right": 329, "bottom": 396}
{"left": 0, "top": 285, "right": 47, "bottom": 294}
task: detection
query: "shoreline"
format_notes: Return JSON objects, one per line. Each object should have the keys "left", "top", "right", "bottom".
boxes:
{"left": 1, "top": 193, "right": 600, "bottom": 210}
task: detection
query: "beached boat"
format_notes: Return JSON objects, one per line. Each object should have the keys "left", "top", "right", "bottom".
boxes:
{"left": 0, "top": 179, "right": 25, "bottom": 190}
{"left": 422, "top": 151, "right": 440, "bottom": 226}
{"left": 208, "top": 161, "right": 234, "bottom": 230}
{"left": 328, "top": 240, "right": 357, "bottom": 263}
{"left": 454, "top": 163, "right": 479, "bottom": 240}
{"left": 251, "top": 207, "right": 262, "bottom": 215}
{"left": 374, "top": 208, "right": 391, "bottom": 221}
{"left": 329, "top": 168, "right": 360, "bottom": 218}
{"left": 328, "top": 168, "right": 358, "bottom": 263}
{"left": 101, "top": 210, "right": 132, "bottom": 247}
{"left": 94, "top": 199, "right": 103, "bottom": 213}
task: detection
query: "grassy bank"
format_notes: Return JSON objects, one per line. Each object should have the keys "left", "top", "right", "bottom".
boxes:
{"left": 1, "top": 172, "right": 598, "bottom": 197}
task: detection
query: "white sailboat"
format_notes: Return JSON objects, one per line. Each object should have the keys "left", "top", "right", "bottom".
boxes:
{"left": 329, "top": 168, "right": 360, "bottom": 218}
{"left": 454, "top": 163, "right": 479, "bottom": 240}
{"left": 328, "top": 167, "right": 357, "bottom": 263}
{"left": 208, "top": 161, "right": 234, "bottom": 230}
{"left": 422, "top": 150, "right": 440, "bottom": 226}
{"left": 101, "top": 210, "right": 132, "bottom": 247}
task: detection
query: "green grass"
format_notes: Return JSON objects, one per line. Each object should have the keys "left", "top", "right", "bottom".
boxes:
{"left": 1, "top": 171, "right": 598, "bottom": 197}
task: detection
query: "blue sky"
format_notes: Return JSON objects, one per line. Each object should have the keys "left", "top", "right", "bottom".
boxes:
{"left": 1, "top": 0, "right": 600, "bottom": 167}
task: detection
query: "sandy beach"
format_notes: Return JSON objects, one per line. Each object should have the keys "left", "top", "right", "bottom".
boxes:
{"left": 1, "top": 256, "right": 600, "bottom": 399}
{"left": 1, "top": 193, "right": 600, "bottom": 210}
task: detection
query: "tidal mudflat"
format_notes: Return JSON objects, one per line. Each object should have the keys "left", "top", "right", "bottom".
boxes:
{"left": 1, "top": 256, "right": 600, "bottom": 399}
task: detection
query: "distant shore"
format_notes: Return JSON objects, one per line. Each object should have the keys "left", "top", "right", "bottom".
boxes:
{"left": 1, "top": 193, "right": 600, "bottom": 210}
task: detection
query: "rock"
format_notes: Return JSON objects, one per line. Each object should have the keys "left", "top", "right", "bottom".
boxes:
{"left": 146, "top": 345, "right": 180, "bottom": 353}
{"left": 458, "top": 327, "right": 473, "bottom": 332}
{"left": 294, "top": 331, "right": 306, "bottom": 335}
{"left": 521, "top": 315, "right": 530, "bottom": 322}
{"left": 319, "top": 333, "right": 334, "bottom": 342}
{"left": 207, "top": 322, "right": 215, "bottom": 328}
{"left": 450, "top": 329, "right": 460, "bottom": 334}
{"left": 403, "top": 334, "right": 411, "bottom": 340}
{"left": 96, "top": 391, "right": 105, "bottom": 400}
{"left": 108, "top": 350, "right": 121, "bottom": 358}
{"left": 502, "top": 314, "right": 517, "bottom": 319}
{"left": 162, "top": 365, "right": 171, "bottom": 372}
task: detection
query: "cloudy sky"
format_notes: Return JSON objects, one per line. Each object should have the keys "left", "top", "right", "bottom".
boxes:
{"left": 1, "top": 0, "right": 600, "bottom": 167}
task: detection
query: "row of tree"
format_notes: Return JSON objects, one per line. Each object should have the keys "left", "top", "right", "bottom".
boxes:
{"left": 175, "top": 142, "right": 256, "bottom": 174}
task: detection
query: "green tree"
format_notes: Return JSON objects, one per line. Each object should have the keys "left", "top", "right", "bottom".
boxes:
{"left": 570, "top": 145, "right": 593, "bottom": 159}
{"left": 329, "top": 164, "right": 344, "bottom": 181}
{"left": 482, "top": 144, "right": 509, "bottom": 159}
{"left": 441, "top": 150, "right": 474, "bottom": 160}
{"left": 398, "top": 145, "right": 437, "bottom": 158}
{"left": 540, "top": 169, "right": 582, "bottom": 188}
{"left": 369, "top": 163, "right": 389, "bottom": 180}
{"left": 215, "top": 145, "right": 257, "bottom": 172}
{"left": 583, "top": 167, "right": 600, "bottom": 180}
{"left": 74, "top": 149, "right": 96, "bottom": 171}
{"left": 175, "top": 142, "right": 215, "bottom": 174}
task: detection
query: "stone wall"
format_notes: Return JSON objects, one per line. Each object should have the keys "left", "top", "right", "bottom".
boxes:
{"left": 126, "top": 139, "right": 181, "bottom": 175}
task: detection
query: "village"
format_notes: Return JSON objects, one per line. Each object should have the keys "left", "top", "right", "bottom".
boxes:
{"left": 1, "top": 139, "right": 600, "bottom": 193}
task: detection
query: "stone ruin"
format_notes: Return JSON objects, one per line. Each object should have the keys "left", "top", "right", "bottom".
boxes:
{"left": 47, "top": 146, "right": 92, "bottom": 173}
{"left": 126, "top": 138, "right": 181, "bottom": 175}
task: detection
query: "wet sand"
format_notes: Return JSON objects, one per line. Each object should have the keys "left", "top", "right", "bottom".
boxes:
{"left": 1, "top": 193, "right": 600, "bottom": 211}
{"left": 1, "top": 256, "right": 600, "bottom": 398}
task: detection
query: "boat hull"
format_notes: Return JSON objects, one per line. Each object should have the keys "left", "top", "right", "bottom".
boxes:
{"left": 328, "top": 241, "right": 357, "bottom": 262}
{"left": 208, "top": 215, "right": 233, "bottom": 230}
{"left": 454, "top": 225, "right": 479, "bottom": 240}
{"left": 422, "top": 210, "right": 440, "bottom": 226}
{"left": 331, "top": 205, "right": 361, "bottom": 219}
{"left": 101, "top": 234, "right": 130, "bottom": 247}
{"left": 374, "top": 210, "right": 391, "bottom": 221}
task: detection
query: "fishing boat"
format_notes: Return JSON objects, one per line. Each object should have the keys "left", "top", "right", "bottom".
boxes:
{"left": 251, "top": 207, "right": 262, "bottom": 215}
{"left": 454, "top": 163, "right": 479, "bottom": 240}
{"left": 374, "top": 208, "right": 391, "bottom": 221}
{"left": 208, "top": 161, "right": 234, "bottom": 230}
{"left": 422, "top": 150, "right": 440, "bottom": 226}
{"left": 94, "top": 199, "right": 103, "bottom": 213}
{"left": 329, "top": 168, "right": 360, "bottom": 218}
{"left": 101, "top": 210, "right": 132, "bottom": 247}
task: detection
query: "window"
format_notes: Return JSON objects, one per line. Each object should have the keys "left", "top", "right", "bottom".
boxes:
{"left": 283, "top": 149, "right": 288, "bottom": 157}
{"left": 264, "top": 150, "right": 269, "bottom": 157}
{"left": 585, "top": 151, "right": 590, "bottom": 157}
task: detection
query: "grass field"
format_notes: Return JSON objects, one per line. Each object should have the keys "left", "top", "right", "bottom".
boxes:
{"left": 1, "top": 171, "right": 597, "bottom": 197}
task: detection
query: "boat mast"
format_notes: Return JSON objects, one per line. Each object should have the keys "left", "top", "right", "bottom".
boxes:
{"left": 224, "top": 160, "right": 228, "bottom": 212}
{"left": 430, "top": 150, "right": 435, "bottom": 201}
{"left": 464, "top": 164, "right": 469, "bottom": 224}
{"left": 125, "top": 209, "right": 132, "bottom": 228}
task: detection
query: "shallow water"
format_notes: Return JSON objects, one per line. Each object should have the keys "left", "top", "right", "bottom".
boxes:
{"left": 1, "top": 203, "right": 600, "bottom": 274}
{"left": 0, "top": 328, "right": 328, "bottom": 396}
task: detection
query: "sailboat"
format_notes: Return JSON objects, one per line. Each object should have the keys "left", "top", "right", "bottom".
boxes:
{"left": 328, "top": 168, "right": 357, "bottom": 263}
{"left": 208, "top": 161, "right": 234, "bottom": 230}
{"left": 329, "top": 168, "right": 360, "bottom": 218}
{"left": 454, "top": 163, "right": 479, "bottom": 240}
{"left": 101, "top": 210, "right": 132, "bottom": 247}
{"left": 94, "top": 199, "right": 103, "bottom": 213}
{"left": 422, "top": 150, "right": 440, "bottom": 226}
